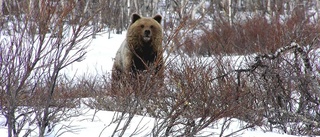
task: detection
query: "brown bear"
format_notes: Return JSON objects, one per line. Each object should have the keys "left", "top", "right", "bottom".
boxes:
{"left": 111, "top": 13, "right": 164, "bottom": 89}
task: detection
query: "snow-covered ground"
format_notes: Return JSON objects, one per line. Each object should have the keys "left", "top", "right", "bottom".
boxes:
{"left": 63, "top": 32, "right": 125, "bottom": 76}
{"left": 0, "top": 32, "right": 310, "bottom": 137}
{"left": 47, "top": 106, "right": 298, "bottom": 137}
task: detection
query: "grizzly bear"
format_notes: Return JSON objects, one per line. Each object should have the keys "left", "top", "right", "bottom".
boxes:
{"left": 111, "top": 13, "right": 164, "bottom": 89}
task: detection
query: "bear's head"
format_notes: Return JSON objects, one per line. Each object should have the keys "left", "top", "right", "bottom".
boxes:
{"left": 128, "top": 14, "right": 162, "bottom": 45}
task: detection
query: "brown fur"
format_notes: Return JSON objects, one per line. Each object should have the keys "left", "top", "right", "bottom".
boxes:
{"left": 112, "top": 14, "right": 164, "bottom": 86}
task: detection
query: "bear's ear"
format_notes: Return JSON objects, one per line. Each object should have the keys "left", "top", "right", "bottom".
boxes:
{"left": 153, "top": 15, "right": 162, "bottom": 24}
{"left": 131, "top": 13, "right": 141, "bottom": 24}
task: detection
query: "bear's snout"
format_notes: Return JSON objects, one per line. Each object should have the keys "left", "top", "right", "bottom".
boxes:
{"left": 143, "top": 29, "right": 152, "bottom": 42}
{"left": 144, "top": 30, "right": 151, "bottom": 36}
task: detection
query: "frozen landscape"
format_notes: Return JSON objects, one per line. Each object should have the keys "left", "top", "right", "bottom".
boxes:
{"left": 1, "top": 1, "right": 319, "bottom": 135}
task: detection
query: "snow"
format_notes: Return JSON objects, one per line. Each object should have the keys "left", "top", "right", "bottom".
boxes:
{"left": 48, "top": 108, "right": 298, "bottom": 137}
{"left": 52, "top": 109, "right": 156, "bottom": 137}
{"left": 63, "top": 32, "right": 125, "bottom": 76}
{"left": 0, "top": 32, "right": 310, "bottom": 137}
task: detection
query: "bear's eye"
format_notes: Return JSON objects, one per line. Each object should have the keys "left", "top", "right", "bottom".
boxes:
{"left": 150, "top": 25, "right": 154, "bottom": 29}
{"left": 140, "top": 25, "right": 144, "bottom": 28}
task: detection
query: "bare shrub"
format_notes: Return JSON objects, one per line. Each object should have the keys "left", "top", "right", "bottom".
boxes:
{"left": 0, "top": 0, "right": 106, "bottom": 136}
{"left": 250, "top": 43, "right": 320, "bottom": 135}
{"left": 211, "top": 42, "right": 320, "bottom": 135}
{"left": 153, "top": 55, "right": 258, "bottom": 136}
{"left": 186, "top": 9, "right": 320, "bottom": 56}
